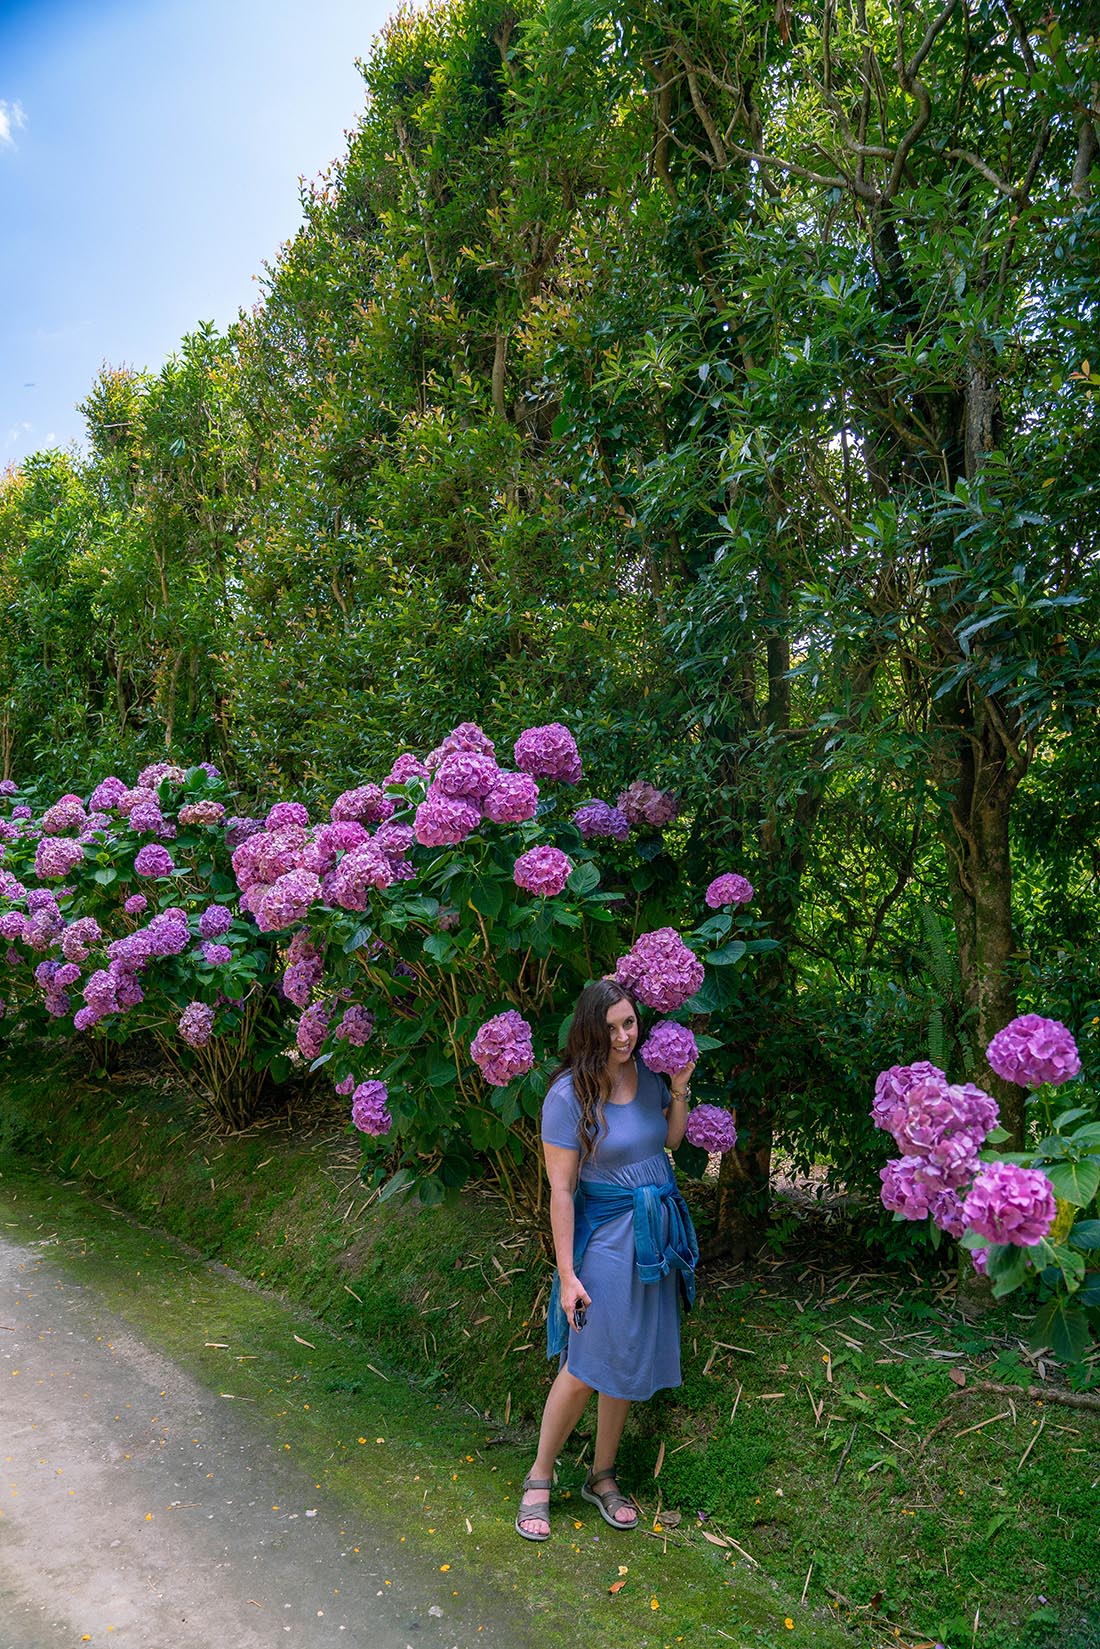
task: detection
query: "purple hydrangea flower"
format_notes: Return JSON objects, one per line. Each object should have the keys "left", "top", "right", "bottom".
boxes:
{"left": 123, "top": 893, "right": 149, "bottom": 917}
{"left": 373, "top": 822, "right": 415, "bottom": 863}
{"left": 351, "top": 1079, "right": 392, "bottom": 1136}
{"left": 433, "top": 751, "right": 499, "bottom": 803}
{"left": 41, "top": 795, "right": 87, "bottom": 834}
{"left": 88, "top": 776, "right": 128, "bottom": 812}
{"left": 0, "top": 779, "right": 17, "bottom": 797}
{"left": 53, "top": 962, "right": 82, "bottom": 988}
{"left": 640, "top": 1020, "right": 698, "bottom": 1077}
{"left": 970, "top": 1246, "right": 990, "bottom": 1275}
{"left": 287, "top": 929, "right": 320, "bottom": 966}
{"left": 384, "top": 753, "right": 429, "bottom": 786}
{"left": 571, "top": 799, "right": 630, "bottom": 841}
{"left": 617, "top": 780, "right": 679, "bottom": 829}
{"left": 962, "top": 1163, "right": 1057, "bottom": 1246}
{"left": 414, "top": 791, "right": 480, "bottom": 848}
{"left": 684, "top": 1104, "right": 737, "bottom": 1153}
{"left": 470, "top": 1010, "right": 535, "bottom": 1087}
{"left": 255, "top": 869, "right": 322, "bottom": 932}
{"left": 225, "top": 815, "right": 265, "bottom": 850}
{"left": 322, "top": 844, "right": 395, "bottom": 911}
{"left": 134, "top": 843, "right": 174, "bottom": 878}
{"left": 334, "top": 1074, "right": 355, "bottom": 1097}
{"left": 614, "top": 927, "right": 705, "bottom": 1013}
{"left": 266, "top": 801, "right": 310, "bottom": 831}
{"left": 232, "top": 826, "right": 307, "bottom": 891}
{"left": 26, "top": 890, "right": 60, "bottom": 916}
{"left": 114, "top": 969, "right": 145, "bottom": 1011}
{"left": 296, "top": 1000, "right": 333, "bottom": 1061}
{"left": 513, "top": 845, "right": 572, "bottom": 897}
{"left": 889, "top": 1075, "right": 999, "bottom": 1190}
{"left": 283, "top": 956, "right": 322, "bottom": 1008}
{"left": 73, "top": 1006, "right": 98, "bottom": 1032}
{"left": 986, "top": 1014, "right": 1082, "bottom": 1089}
{"left": 0, "top": 912, "right": 24, "bottom": 942}
{"left": 178, "top": 800, "right": 226, "bottom": 826}
{"left": 334, "top": 1005, "right": 375, "bottom": 1046}
{"left": 871, "top": 1061, "right": 947, "bottom": 1136}
{"left": 60, "top": 916, "right": 102, "bottom": 962}
{"left": 34, "top": 837, "right": 86, "bottom": 880}
{"left": 128, "top": 800, "right": 167, "bottom": 835}
{"left": 879, "top": 1157, "right": 934, "bottom": 1220}
{"left": 11, "top": 805, "right": 32, "bottom": 821}
{"left": 145, "top": 909, "right": 191, "bottom": 958}
{"left": 513, "top": 723, "right": 582, "bottom": 784}
{"left": 179, "top": 1001, "right": 216, "bottom": 1049}
{"left": 929, "top": 1187, "right": 968, "bottom": 1239}
{"left": 107, "top": 931, "right": 152, "bottom": 971}
{"left": 198, "top": 904, "right": 232, "bottom": 940}
{"left": 201, "top": 942, "right": 232, "bottom": 966}
{"left": 428, "top": 723, "right": 496, "bottom": 769}
{"left": 483, "top": 771, "right": 539, "bottom": 824}
{"left": 330, "top": 785, "right": 395, "bottom": 825}
{"left": 704, "top": 873, "right": 754, "bottom": 909}
{"left": 82, "top": 968, "right": 120, "bottom": 1020}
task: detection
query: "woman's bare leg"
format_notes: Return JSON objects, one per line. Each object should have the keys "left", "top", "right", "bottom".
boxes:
{"left": 591, "top": 1393, "right": 636, "bottom": 1524}
{"left": 517, "top": 1364, "right": 593, "bottom": 1537}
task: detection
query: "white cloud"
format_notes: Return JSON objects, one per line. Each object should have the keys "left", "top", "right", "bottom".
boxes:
{"left": 0, "top": 100, "right": 27, "bottom": 147}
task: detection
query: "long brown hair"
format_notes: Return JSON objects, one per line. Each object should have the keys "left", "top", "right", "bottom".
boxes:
{"left": 551, "top": 980, "right": 640, "bottom": 1166}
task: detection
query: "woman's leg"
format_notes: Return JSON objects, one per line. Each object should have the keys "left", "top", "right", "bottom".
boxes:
{"left": 590, "top": 1393, "right": 636, "bottom": 1525}
{"left": 517, "top": 1364, "right": 594, "bottom": 1537}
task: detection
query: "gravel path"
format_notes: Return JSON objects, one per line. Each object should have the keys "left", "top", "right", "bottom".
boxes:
{"left": 0, "top": 1230, "right": 526, "bottom": 1649}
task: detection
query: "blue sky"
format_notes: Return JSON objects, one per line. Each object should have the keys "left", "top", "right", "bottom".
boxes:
{"left": 1, "top": 0, "right": 394, "bottom": 468}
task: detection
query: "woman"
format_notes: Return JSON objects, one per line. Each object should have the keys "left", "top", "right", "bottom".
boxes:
{"left": 515, "top": 979, "right": 698, "bottom": 1541}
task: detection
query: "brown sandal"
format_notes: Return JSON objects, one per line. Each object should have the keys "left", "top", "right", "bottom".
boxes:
{"left": 581, "top": 1469, "right": 638, "bottom": 1530}
{"left": 515, "top": 1474, "right": 552, "bottom": 1542}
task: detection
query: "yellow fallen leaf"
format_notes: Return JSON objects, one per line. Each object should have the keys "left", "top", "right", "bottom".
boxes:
{"left": 609, "top": 1580, "right": 626, "bottom": 1595}
{"left": 650, "top": 1597, "right": 660, "bottom": 1610}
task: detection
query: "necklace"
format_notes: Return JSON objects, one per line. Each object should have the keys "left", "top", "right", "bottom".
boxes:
{"left": 608, "top": 1057, "right": 635, "bottom": 1101}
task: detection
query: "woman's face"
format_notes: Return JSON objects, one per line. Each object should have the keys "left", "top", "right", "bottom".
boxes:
{"left": 605, "top": 997, "right": 638, "bottom": 1066}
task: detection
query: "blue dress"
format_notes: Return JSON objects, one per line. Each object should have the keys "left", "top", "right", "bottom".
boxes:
{"left": 541, "top": 1059, "right": 695, "bottom": 1402}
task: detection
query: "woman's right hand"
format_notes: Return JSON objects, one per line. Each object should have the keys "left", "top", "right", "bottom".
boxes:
{"left": 560, "top": 1273, "right": 591, "bottom": 1326}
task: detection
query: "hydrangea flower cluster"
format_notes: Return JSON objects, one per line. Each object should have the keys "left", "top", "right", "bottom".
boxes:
{"left": 414, "top": 792, "right": 480, "bottom": 848}
{"left": 684, "top": 1104, "right": 737, "bottom": 1153}
{"left": 616, "top": 781, "right": 678, "bottom": 830}
{"left": 639, "top": 1020, "right": 698, "bottom": 1076}
{"left": 351, "top": 1079, "right": 392, "bottom": 1136}
{"left": 614, "top": 928, "right": 705, "bottom": 1013}
{"left": 41, "top": 795, "right": 87, "bottom": 834}
{"left": 986, "top": 1014, "right": 1081, "bottom": 1089}
{"left": 134, "top": 843, "right": 174, "bottom": 878}
{"left": 571, "top": 800, "right": 630, "bottom": 842}
{"left": 178, "top": 800, "right": 226, "bottom": 827}
{"left": 198, "top": 904, "right": 232, "bottom": 940}
{"left": 384, "top": 753, "right": 429, "bottom": 786}
{"left": 961, "top": 1162, "right": 1057, "bottom": 1246}
{"left": 178, "top": 1001, "right": 216, "bottom": 1048}
{"left": 334, "top": 1005, "right": 375, "bottom": 1046}
{"left": 34, "top": 837, "right": 86, "bottom": 880}
{"left": 513, "top": 845, "right": 572, "bottom": 897}
{"left": 471, "top": 1010, "right": 535, "bottom": 1087}
{"left": 873, "top": 1065, "right": 1000, "bottom": 1216}
{"left": 482, "top": 771, "right": 539, "bottom": 824}
{"left": 330, "top": 785, "right": 395, "bottom": 826}
{"left": 704, "top": 873, "right": 754, "bottom": 909}
{"left": 513, "top": 723, "right": 582, "bottom": 784}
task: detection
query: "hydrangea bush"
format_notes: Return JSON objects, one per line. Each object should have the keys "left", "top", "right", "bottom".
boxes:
{"left": 0, "top": 723, "right": 766, "bottom": 1209}
{"left": 873, "top": 1014, "right": 1100, "bottom": 1365}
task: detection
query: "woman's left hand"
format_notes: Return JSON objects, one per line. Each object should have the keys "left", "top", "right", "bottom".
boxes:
{"left": 669, "top": 1061, "right": 696, "bottom": 1096}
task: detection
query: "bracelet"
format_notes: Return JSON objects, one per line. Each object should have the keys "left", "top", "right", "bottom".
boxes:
{"left": 670, "top": 1087, "right": 690, "bottom": 1102}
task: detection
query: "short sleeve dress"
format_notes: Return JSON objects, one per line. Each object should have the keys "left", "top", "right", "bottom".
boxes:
{"left": 541, "top": 1057, "right": 684, "bottom": 1401}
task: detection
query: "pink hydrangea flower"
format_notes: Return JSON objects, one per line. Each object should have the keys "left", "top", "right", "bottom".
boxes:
{"left": 198, "top": 904, "right": 232, "bottom": 939}
{"left": 871, "top": 1061, "right": 947, "bottom": 1136}
{"left": 704, "top": 873, "right": 754, "bottom": 909}
{"left": 384, "top": 753, "right": 429, "bottom": 786}
{"left": 330, "top": 785, "right": 394, "bottom": 825}
{"left": 34, "top": 837, "right": 86, "bottom": 880}
{"left": 684, "top": 1104, "right": 737, "bottom": 1153}
{"left": 201, "top": 942, "right": 232, "bottom": 966}
{"left": 334, "top": 1005, "right": 375, "bottom": 1046}
{"left": 255, "top": 869, "right": 322, "bottom": 932}
{"left": 433, "top": 751, "right": 499, "bottom": 802}
{"left": 266, "top": 801, "right": 310, "bottom": 831}
{"left": 61, "top": 916, "right": 102, "bottom": 962}
{"left": 513, "top": 845, "right": 572, "bottom": 897}
{"left": 123, "top": 894, "right": 149, "bottom": 917}
{"left": 879, "top": 1157, "right": 934, "bottom": 1220}
{"left": 961, "top": 1163, "right": 1057, "bottom": 1246}
{"left": 322, "top": 844, "right": 395, "bottom": 910}
{"left": 614, "top": 927, "right": 705, "bottom": 1013}
{"left": 471, "top": 1010, "right": 535, "bottom": 1087}
{"left": 178, "top": 800, "right": 226, "bottom": 826}
{"left": 640, "top": 1020, "right": 698, "bottom": 1076}
{"left": 617, "top": 780, "right": 678, "bottom": 829}
{"left": 482, "top": 771, "right": 539, "bottom": 824}
{"left": 351, "top": 1079, "right": 392, "bottom": 1136}
{"left": 296, "top": 1000, "right": 333, "bottom": 1061}
{"left": 41, "top": 795, "right": 87, "bottom": 834}
{"left": 413, "top": 792, "right": 480, "bottom": 848}
{"left": 929, "top": 1187, "right": 969, "bottom": 1239}
{"left": 513, "top": 723, "right": 582, "bottom": 784}
{"left": 986, "top": 1014, "right": 1081, "bottom": 1088}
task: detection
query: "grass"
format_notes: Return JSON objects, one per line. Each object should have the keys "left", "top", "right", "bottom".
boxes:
{"left": 1, "top": 1040, "right": 1098, "bottom": 1649}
